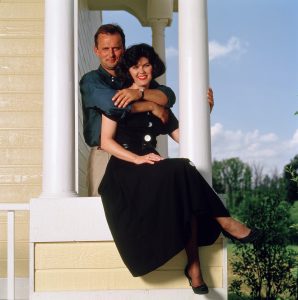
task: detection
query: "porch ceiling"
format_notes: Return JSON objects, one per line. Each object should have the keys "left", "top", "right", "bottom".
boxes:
{"left": 87, "top": 0, "right": 178, "bottom": 26}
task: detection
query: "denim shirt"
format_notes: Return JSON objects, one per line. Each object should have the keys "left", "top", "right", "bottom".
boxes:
{"left": 79, "top": 65, "right": 176, "bottom": 147}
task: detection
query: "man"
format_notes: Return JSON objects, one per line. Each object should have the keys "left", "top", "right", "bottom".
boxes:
{"left": 80, "top": 24, "right": 176, "bottom": 196}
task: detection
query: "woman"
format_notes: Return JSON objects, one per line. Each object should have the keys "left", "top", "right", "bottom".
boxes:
{"left": 99, "top": 43, "right": 261, "bottom": 294}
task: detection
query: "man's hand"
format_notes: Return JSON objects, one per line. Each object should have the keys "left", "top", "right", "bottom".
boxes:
{"left": 112, "top": 89, "right": 141, "bottom": 108}
{"left": 208, "top": 88, "right": 214, "bottom": 112}
{"left": 151, "top": 103, "right": 169, "bottom": 124}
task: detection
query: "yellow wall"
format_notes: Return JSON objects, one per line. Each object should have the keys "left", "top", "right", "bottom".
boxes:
{"left": 0, "top": 0, "right": 44, "bottom": 277}
{"left": 34, "top": 239, "right": 224, "bottom": 292}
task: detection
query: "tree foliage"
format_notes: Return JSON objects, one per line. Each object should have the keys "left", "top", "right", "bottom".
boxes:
{"left": 212, "top": 155, "right": 298, "bottom": 299}
{"left": 284, "top": 154, "right": 298, "bottom": 204}
{"left": 230, "top": 195, "right": 297, "bottom": 299}
{"left": 212, "top": 158, "right": 252, "bottom": 213}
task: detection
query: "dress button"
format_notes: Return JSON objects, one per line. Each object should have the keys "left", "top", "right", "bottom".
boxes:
{"left": 189, "top": 160, "right": 195, "bottom": 167}
{"left": 144, "top": 135, "right": 152, "bottom": 142}
{"left": 148, "top": 122, "right": 153, "bottom": 127}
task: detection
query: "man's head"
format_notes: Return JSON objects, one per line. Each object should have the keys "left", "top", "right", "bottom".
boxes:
{"left": 94, "top": 24, "right": 125, "bottom": 74}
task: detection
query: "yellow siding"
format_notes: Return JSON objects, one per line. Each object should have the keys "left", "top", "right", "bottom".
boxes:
{"left": 34, "top": 240, "right": 224, "bottom": 291}
{"left": 0, "top": 0, "right": 44, "bottom": 277}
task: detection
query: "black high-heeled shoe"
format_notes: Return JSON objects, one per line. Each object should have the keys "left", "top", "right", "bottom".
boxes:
{"left": 184, "top": 265, "right": 209, "bottom": 295}
{"left": 222, "top": 228, "right": 263, "bottom": 244}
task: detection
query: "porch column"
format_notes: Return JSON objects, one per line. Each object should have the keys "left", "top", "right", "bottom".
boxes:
{"left": 150, "top": 20, "right": 168, "bottom": 157}
{"left": 41, "top": 0, "right": 77, "bottom": 197}
{"left": 150, "top": 19, "right": 167, "bottom": 84}
{"left": 178, "top": 0, "right": 212, "bottom": 184}
{"left": 148, "top": 0, "right": 173, "bottom": 157}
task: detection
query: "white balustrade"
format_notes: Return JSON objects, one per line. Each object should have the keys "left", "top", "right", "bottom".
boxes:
{"left": 0, "top": 204, "right": 30, "bottom": 300}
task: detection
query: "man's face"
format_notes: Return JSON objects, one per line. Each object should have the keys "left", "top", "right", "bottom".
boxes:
{"left": 94, "top": 33, "right": 124, "bottom": 73}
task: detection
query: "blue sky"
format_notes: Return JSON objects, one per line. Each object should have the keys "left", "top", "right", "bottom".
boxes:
{"left": 103, "top": 0, "right": 298, "bottom": 174}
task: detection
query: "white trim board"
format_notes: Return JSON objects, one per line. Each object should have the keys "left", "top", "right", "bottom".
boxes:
{"left": 0, "top": 278, "right": 29, "bottom": 300}
{"left": 31, "top": 288, "right": 227, "bottom": 300}
{"left": 30, "top": 197, "right": 113, "bottom": 242}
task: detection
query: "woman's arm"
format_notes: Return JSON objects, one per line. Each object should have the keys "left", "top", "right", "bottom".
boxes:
{"left": 101, "top": 115, "right": 163, "bottom": 165}
{"left": 169, "top": 129, "right": 179, "bottom": 143}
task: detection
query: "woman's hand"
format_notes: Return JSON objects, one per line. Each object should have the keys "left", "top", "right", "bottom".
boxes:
{"left": 208, "top": 88, "right": 214, "bottom": 112}
{"left": 133, "top": 153, "right": 164, "bottom": 165}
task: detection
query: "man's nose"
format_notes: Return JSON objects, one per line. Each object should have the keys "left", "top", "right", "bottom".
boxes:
{"left": 109, "top": 49, "right": 115, "bottom": 57}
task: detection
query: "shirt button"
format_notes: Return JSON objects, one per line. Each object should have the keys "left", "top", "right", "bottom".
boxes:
{"left": 148, "top": 122, "right": 153, "bottom": 127}
{"left": 144, "top": 135, "right": 152, "bottom": 142}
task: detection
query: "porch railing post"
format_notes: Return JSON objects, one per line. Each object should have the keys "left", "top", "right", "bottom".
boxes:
{"left": 7, "top": 211, "right": 15, "bottom": 300}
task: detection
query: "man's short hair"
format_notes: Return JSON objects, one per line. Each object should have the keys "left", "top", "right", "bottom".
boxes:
{"left": 94, "top": 24, "right": 126, "bottom": 48}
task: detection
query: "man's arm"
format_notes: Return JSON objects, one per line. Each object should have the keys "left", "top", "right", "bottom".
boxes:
{"left": 80, "top": 73, "right": 131, "bottom": 119}
{"left": 131, "top": 101, "right": 169, "bottom": 124}
{"left": 112, "top": 82, "right": 176, "bottom": 109}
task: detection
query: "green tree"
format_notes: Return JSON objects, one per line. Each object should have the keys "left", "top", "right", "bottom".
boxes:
{"left": 230, "top": 194, "right": 297, "bottom": 299}
{"left": 283, "top": 155, "right": 298, "bottom": 204}
{"left": 212, "top": 158, "right": 252, "bottom": 213}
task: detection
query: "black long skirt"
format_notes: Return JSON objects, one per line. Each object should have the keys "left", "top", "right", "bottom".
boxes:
{"left": 99, "top": 156, "right": 230, "bottom": 277}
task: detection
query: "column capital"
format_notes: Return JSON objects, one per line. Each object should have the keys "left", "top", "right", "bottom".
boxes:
{"left": 148, "top": 18, "right": 169, "bottom": 28}
{"left": 147, "top": 0, "right": 173, "bottom": 25}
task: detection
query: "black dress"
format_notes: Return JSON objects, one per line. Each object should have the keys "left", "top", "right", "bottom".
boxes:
{"left": 98, "top": 110, "right": 230, "bottom": 277}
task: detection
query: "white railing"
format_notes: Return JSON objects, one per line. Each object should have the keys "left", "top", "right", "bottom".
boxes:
{"left": 0, "top": 204, "right": 30, "bottom": 300}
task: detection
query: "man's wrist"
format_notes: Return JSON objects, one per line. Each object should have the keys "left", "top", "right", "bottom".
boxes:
{"left": 139, "top": 87, "right": 145, "bottom": 100}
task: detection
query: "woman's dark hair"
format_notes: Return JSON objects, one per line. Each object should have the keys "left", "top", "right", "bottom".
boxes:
{"left": 116, "top": 43, "right": 166, "bottom": 87}
{"left": 94, "top": 24, "right": 125, "bottom": 48}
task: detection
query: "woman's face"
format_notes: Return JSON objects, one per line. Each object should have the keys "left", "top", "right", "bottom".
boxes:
{"left": 129, "top": 57, "right": 153, "bottom": 88}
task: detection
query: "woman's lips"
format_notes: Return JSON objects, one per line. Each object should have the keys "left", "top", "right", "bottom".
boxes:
{"left": 138, "top": 75, "right": 147, "bottom": 80}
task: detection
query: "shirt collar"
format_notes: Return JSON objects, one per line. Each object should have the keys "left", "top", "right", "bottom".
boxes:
{"left": 98, "top": 65, "right": 121, "bottom": 86}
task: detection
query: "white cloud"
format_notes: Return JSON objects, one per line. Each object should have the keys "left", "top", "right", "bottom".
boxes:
{"left": 210, "top": 123, "right": 297, "bottom": 174}
{"left": 168, "top": 123, "right": 298, "bottom": 175}
{"left": 209, "top": 36, "right": 247, "bottom": 61}
{"left": 166, "top": 36, "right": 247, "bottom": 62}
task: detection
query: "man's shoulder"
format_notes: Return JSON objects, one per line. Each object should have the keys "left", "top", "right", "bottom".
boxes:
{"left": 80, "top": 69, "right": 101, "bottom": 84}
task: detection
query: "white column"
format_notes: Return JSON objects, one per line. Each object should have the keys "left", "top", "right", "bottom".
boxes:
{"left": 41, "top": 0, "right": 77, "bottom": 197}
{"left": 150, "top": 20, "right": 168, "bottom": 84}
{"left": 150, "top": 19, "right": 169, "bottom": 157}
{"left": 178, "top": 0, "right": 212, "bottom": 184}
{"left": 147, "top": 0, "right": 173, "bottom": 158}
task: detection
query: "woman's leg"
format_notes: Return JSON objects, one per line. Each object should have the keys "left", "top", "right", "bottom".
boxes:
{"left": 215, "top": 216, "right": 251, "bottom": 239}
{"left": 184, "top": 216, "right": 205, "bottom": 287}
